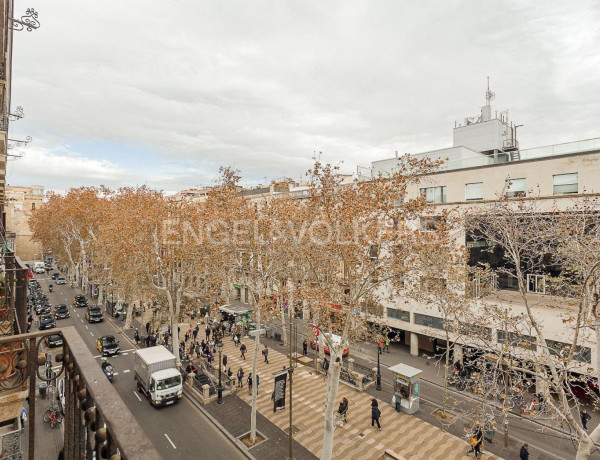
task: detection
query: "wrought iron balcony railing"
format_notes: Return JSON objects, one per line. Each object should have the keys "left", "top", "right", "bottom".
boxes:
{"left": 0, "top": 327, "right": 162, "bottom": 460}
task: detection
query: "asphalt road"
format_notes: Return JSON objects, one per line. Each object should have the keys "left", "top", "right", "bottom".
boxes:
{"left": 38, "top": 274, "right": 246, "bottom": 460}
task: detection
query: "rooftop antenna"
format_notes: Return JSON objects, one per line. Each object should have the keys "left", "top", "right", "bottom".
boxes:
{"left": 485, "top": 76, "right": 495, "bottom": 106}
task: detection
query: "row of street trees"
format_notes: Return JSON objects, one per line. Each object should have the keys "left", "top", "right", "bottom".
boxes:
{"left": 29, "top": 163, "right": 600, "bottom": 459}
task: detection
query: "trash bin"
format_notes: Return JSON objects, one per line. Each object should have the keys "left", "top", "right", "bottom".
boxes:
{"left": 39, "top": 382, "right": 48, "bottom": 398}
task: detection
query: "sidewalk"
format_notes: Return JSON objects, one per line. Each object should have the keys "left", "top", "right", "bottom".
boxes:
{"left": 201, "top": 337, "right": 503, "bottom": 460}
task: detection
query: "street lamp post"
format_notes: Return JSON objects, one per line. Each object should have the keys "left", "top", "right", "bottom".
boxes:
{"left": 217, "top": 341, "right": 224, "bottom": 404}
{"left": 376, "top": 345, "right": 382, "bottom": 391}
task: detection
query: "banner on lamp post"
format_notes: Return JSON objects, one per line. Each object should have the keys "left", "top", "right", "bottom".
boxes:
{"left": 273, "top": 370, "right": 287, "bottom": 412}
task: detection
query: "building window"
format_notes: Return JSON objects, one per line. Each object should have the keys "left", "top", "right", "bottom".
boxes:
{"left": 465, "top": 182, "right": 483, "bottom": 201}
{"left": 458, "top": 323, "right": 492, "bottom": 341}
{"left": 420, "top": 186, "right": 447, "bottom": 204}
{"left": 505, "top": 178, "right": 526, "bottom": 197}
{"left": 31, "top": 203, "right": 35, "bottom": 210}
{"left": 553, "top": 173, "right": 578, "bottom": 195}
{"left": 497, "top": 331, "right": 537, "bottom": 351}
{"left": 387, "top": 309, "right": 410, "bottom": 322}
{"left": 546, "top": 339, "right": 591, "bottom": 363}
{"left": 414, "top": 313, "right": 445, "bottom": 330}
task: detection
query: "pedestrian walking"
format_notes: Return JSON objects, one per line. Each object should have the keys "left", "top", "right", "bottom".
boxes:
{"left": 115, "top": 311, "right": 121, "bottom": 324}
{"left": 20, "top": 406, "right": 27, "bottom": 430}
{"left": 133, "top": 328, "right": 140, "bottom": 345}
{"left": 145, "top": 335, "right": 150, "bottom": 347}
{"left": 193, "top": 325, "right": 199, "bottom": 341}
{"left": 322, "top": 357, "right": 329, "bottom": 377}
{"left": 247, "top": 373, "right": 253, "bottom": 394}
{"left": 164, "top": 331, "right": 170, "bottom": 347}
{"left": 519, "top": 442, "right": 529, "bottom": 460}
{"left": 146, "top": 321, "right": 150, "bottom": 334}
{"left": 195, "top": 342, "right": 201, "bottom": 359}
{"left": 237, "top": 368, "right": 245, "bottom": 388}
{"left": 384, "top": 337, "right": 390, "bottom": 353}
{"left": 240, "top": 343, "right": 247, "bottom": 360}
{"left": 223, "top": 355, "right": 228, "bottom": 369}
{"left": 466, "top": 421, "right": 483, "bottom": 458}
{"left": 262, "top": 345, "right": 269, "bottom": 364}
{"left": 234, "top": 334, "right": 239, "bottom": 347}
{"left": 581, "top": 409, "right": 591, "bottom": 431}
{"left": 302, "top": 339, "right": 308, "bottom": 356}
{"left": 255, "top": 374, "right": 260, "bottom": 392}
{"left": 205, "top": 326, "right": 210, "bottom": 341}
{"left": 377, "top": 339, "right": 383, "bottom": 354}
{"left": 371, "top": 400, "right": 381, "bottom": 430}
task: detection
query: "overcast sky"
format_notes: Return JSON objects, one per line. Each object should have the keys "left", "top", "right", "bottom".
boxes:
{"left": 6, "top": 0, "right": 600, "bottom": 193}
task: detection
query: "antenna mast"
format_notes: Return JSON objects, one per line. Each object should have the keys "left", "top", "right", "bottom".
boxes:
{"left": 485, "top": 76, "right": 495, "bottom": 106}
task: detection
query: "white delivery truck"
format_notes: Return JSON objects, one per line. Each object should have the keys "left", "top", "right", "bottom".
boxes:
{"left": 33, "top": 261, "right": 45, "bottom": 274}
{"left": 133, "top": 346, "right": 183, "bottom": 407}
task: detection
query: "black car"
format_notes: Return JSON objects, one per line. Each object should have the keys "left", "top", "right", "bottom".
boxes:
{"left": 73, "top": 294, "right": 88, "bottom": 308}
{"left": 35, "top": 303, "right": 52, "bottom": 315}
{"left": 52, "top": 273, "right": 60, "bottom": 280}
{"left": 97, "top": 335, "right": 120, "bottom": 356}
{"left": 45, "top": 334, "right": 63, "bottom": 348}
{"left": 85, "top": 306, "right": 104, "bottom": 323}
{"left": 39, "top": 314, "right": 56, "bottom": 330}
{"left": 54, "top": 304, "right": 70, "bottom": 320}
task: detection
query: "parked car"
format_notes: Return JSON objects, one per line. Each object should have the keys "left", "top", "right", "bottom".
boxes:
{"left": 56, "top": 277, "right": 67, "bottom": 285}
{"left": 97, "top": 335, "right": 120, "bottom": 356}
{"left": 38, "top": 314, "right": 56, "bottom": 330}
{"left": 45, "top": 334, "right": 63, "bottom": 348}
{"left": 54, "top": 304, "right": 70, "bottom": 320}
{"left": 51, "top": 273, "right": 61, "bottom": 280}
{"left": 73, "top": 294, "right": 88, "bottom": 308}
{"left": 85, "top": 306, "right": 104, "bottom": 323}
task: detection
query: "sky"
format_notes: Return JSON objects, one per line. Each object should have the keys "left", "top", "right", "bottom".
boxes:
{"left": 6, "top": 0, "right": 600, "bottom": 193}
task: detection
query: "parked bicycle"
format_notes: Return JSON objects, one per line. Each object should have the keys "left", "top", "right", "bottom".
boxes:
{"left": 43, "top": 407, "right": 63, "bottom": 428}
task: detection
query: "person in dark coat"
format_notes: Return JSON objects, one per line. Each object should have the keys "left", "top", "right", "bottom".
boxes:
{"left": 519, "top": 443, "right": 529, "bottom": 460}
{"left": 466, "top": 421, "right": 483, "bottom": 458}
{"left": 581, "top": 408, "right": 592, "bottom": 431}
{"left": 371, "top": 400, "right": 381, "bottom": 430}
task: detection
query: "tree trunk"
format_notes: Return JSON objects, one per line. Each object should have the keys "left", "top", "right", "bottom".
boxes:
{"left": 98, "top": 284, "right": 104, "bottom": 307}
{"left": 250, "top": 301, "right": 260, "bottom": 443}
{"left": 124, "top": 299, "right": 134, "bottom": 329}
{"left": 320, "top": 354, "right": 342, "bottom": 460}
{"left": 280, "top": 295, "right": 288, "bottom": 346}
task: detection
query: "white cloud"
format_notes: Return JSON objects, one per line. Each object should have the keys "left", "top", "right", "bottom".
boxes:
{"left": 7, "top": 0, "right": 600, "bottom": 191}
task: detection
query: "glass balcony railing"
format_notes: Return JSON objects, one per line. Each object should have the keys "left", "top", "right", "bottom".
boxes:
{"left": 518, "top": 137, "right": 600, "bottom": 161}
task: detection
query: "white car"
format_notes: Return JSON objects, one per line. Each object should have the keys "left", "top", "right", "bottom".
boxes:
{"left": 34, "top": 267, "right": 45, "bottom": 274}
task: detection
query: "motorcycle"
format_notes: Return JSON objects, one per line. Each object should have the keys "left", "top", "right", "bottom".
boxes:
{"left": 102, "top": 361, "right": 114, "bottom": 383}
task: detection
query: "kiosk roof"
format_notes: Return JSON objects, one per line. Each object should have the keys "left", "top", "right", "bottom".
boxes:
{"left": 388, "top": 363, "right": 422, "bottom": 378}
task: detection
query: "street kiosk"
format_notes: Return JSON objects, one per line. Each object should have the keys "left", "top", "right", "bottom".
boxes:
{"left": 389, "top": 363, "right": 422, "bottom": 415}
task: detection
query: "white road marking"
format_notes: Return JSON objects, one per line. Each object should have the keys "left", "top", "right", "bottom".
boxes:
{"left": 93, "top": 354, "right": 101, "bottom": 359}
{"left": 134, "top": 391, "right": 142, "bottom": 402}
{"left": 121, "top": 349, "right": 135, "bottom": 353}
{"left": 113, "top": 372, "right": 119, "bottom": 376}
{"left": 85, "top": 325, "right": 89, "bottom": 330}
{"left": 164, "top": 434, "right": 177, "bottom": 449}
{"left": 90, "top": 332, "right": 94, "bottom": 337}
{"left": 123, "top": 369, "right": 130, "bottom": 373}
